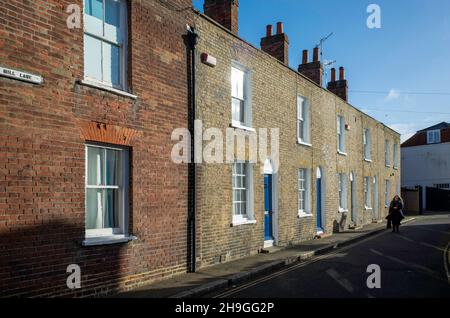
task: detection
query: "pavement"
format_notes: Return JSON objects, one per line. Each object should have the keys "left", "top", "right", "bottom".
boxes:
{"left": 207, "top": 212, "right": 450, "bottom": 298}
{"left": 116, "top": 215, "right": 421, "bottom": 298}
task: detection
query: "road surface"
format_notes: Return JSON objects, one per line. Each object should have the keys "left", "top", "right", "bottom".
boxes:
{"left": 208, "top": 213, "right": 450, "bottom": 298}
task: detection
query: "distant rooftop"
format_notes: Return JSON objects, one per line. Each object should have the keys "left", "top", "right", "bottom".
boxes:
{"left": 418, "top": 122, "right": 450, "bottom": 132}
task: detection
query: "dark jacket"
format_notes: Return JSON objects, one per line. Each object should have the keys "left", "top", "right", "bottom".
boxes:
{"left": 388, "top": 200, "right": 404, "bottom": 225}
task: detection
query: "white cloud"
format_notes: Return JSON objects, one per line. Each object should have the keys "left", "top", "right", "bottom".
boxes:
{"left": 385, "top": 89, "right": 400, "bottom": 101}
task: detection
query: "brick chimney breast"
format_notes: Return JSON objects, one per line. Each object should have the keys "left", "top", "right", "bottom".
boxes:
{"left": 327, "top": 66, "right": 349, "bottom": 102}
{"left": 298, "top": 47, "right": 323, "bottom": 86}
{"left": 260, "top": 22, "right": 289, "bottom": 65}
{"left": 204, "top": 0, "right": 239, "bottom": 35}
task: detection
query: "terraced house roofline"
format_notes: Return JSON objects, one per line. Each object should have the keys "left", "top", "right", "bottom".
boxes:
{"left": 193, "top": 9, "right": 400, "bottom": 137}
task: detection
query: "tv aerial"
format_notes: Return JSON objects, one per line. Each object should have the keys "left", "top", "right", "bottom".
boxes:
{"left": 315, "top": 32, "right": 334, "bottom": 60}
{"left": 315, "top": 32, "right": 335, "bottom": 86}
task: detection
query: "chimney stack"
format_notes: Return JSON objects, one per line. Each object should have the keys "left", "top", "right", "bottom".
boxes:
{"left": 298, "top": 47, "right": 323, "bottom": 86}
{"left": 260, "top": 22, "right": 289, "bottom": 65}
{"left": 327, "top": 66, "right": 349, "bottom": 102}
{"left": 204, "top": 0, "right": 239, "bottom": 35}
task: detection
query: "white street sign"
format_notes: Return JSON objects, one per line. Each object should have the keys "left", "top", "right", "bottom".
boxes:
{"left": 0, "top": 66, "right": 43, "bottom": 85}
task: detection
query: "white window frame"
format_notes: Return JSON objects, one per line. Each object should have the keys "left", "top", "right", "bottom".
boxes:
{"left": 427, "top": 130, "right": 441, "bottom": 144}
{"left": 231, "top": 63, "right": 253, "bottom": 130}
{"left": 363, "top": 128, "right": 371, "bottom": 161}
{"left": 338, "top": 173, "right": 347, "bottom": 212}
{"left": 83, "top": 0, "right": 128, "bottom": 90}
{"left": 298, "top": 169, "right": 312, "bottom": 217}
{"left": 385, "top": 140, "right": 391, "bottom": 167}
{"left": 85, "top": 143, "right": 129, "bottom": 240}
{"left": 232, "top": 161, "right": 255, "bottom": 225}
{"left": 337, "top": 115, "right": 346, "bottom": 154}
{"left": 364, "top": 176, "right": 372, "bottom": 209}
{"left": 297, "top": 96, "right": 311, "bottom": 146}
{"left": 385, "top": 180, "right": 390, "bottom": 207}
{"left": 393, "top": 143, "right": 399, "bottom": 169}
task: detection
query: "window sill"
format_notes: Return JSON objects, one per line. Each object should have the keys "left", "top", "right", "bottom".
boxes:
{"left": 298, "top": 212, "right": 313, "bottom": 218}
{"left": 385, "top": 165, "right": 391, "bottom": 168}
{"left": 82, "top": 235, "right": 137, "bottom": 247}
{"left": 364, "top": 158, "right": 372, "bottom": 163}
{"left": 338, "top": 209, "right": 349, "bottom": 213}
{"left": 77, "top": 79, "right": 138, "bottom": 100}
{"left": 230, "top": 123, "right": 256, "bottom": 133}
{"left": 364, "top": 207, "right": 373, "bottom": 211}
{"left": 297, "top": 140, "right": 312, "bottom": 148}
{"left": 231, "top": 219, "right": 257, "bottom": 227}
{"left": 393, "top": 166, "right": 398, "bottom": 170}
{"left": 337, "top": 150, "right": 347, "bottom": 156}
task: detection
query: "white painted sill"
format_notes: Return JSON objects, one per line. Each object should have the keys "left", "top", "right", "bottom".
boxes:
{"left": 82, "top": 235, "right": 137, "bottom": 247}
{"left": 393, "top": 166, "right": 399, "bottom": 170}
{"left": 298, "top": 211, "right": 313, "bottom": 218}
{"left": 338, "top": 209, "right": 349, "bottom": 213}
{"left": 297, "top": 140, "right": 312, "bottom": 148}
{"left": 231, "top": 219, "right": 257, "bottom": 227}
{"left": 230, "top": 122, "right": 256, "bottom": 133}
{"left": 337, "top": 150, "right": 347, "bottom": 156}
{"left": 364, "top": 207, "right": 373, "bottom": 211}
{"left": 364, "top": 158, "right": 373, "bottom": 163}
{"left": 78, "top": 79, "right": 138, "bottom": 100}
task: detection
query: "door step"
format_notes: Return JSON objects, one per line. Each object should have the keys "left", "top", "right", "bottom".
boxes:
{"left": 348, "top": 224, "right": 363, "bottom": 230}
{"left": 264, "top": 240, "right": 274, "bottom": 248}
{"left": 260, "top": 245, "right": 281, "bottom": 254}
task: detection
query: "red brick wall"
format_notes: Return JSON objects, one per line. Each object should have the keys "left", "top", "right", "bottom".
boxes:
{"left": 441, "top": 128, "right": 450, "bottom": 143}
{"left": 204, "top": 0, "right": 239, "bottom": 34}
{"left": 260, "top": 34, "right": 289, "bottom": 65}
{"left": 0, "top": 0, "right": 192, "bottom": 297}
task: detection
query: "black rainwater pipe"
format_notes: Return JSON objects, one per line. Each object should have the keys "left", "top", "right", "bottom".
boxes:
{"left": 187, "top": 26, "right": 198, "bottom": 273}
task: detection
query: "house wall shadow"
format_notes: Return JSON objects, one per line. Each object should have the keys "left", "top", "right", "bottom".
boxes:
{"left": 0, "top": 220, "right": 126, "bottom": 297}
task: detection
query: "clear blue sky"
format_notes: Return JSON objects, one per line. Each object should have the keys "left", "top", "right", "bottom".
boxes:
{"left": 193, "top": 0, "right": 450, "bottom": 141}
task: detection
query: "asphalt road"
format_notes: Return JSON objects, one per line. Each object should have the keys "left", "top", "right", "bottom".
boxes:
{"left": 208, "top": 213, "right": 450, "bottom": 298}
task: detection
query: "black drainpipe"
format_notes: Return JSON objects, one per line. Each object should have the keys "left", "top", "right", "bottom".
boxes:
{"left": 186, "top": 26, "right": 198, "bottom": 273}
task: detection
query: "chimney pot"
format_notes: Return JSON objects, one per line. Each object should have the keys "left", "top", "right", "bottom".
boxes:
{"left": 276, "top": 22, "right": 284, "bottom": 34}
{"left": 339, "top": 66, "right": 345, "bottom": 80}
{"left": 302, "top": 50, "right": 308, "bottom": 64}
{"left": 313, "top": 47, "right": 320, "bottom": 62}
{"left": 266, "top": 24, "right": 273, "bottom": 37}
{"left": 331, "top": 68, "right": 336, "bottom": 82}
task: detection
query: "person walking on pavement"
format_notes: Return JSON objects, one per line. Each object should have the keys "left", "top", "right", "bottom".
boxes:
{"left": 387, "top": 195, "right": 404, "bottom": 233}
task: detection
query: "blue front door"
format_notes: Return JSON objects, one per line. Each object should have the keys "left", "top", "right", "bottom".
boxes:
{"left": 316, "top": 177, "right": 323, "bottom": 232}
{"left": 264, "top": 174, "right": 273, "bottom": 241}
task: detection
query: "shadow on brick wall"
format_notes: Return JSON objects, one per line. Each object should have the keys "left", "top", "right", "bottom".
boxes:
{"left": 0, "top": 220, "right": 126, "bottom": 297}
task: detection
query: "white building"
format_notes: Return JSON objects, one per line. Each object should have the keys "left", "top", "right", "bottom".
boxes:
{"left": 401, "top": 122, "right": 450, "bottom": 210}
